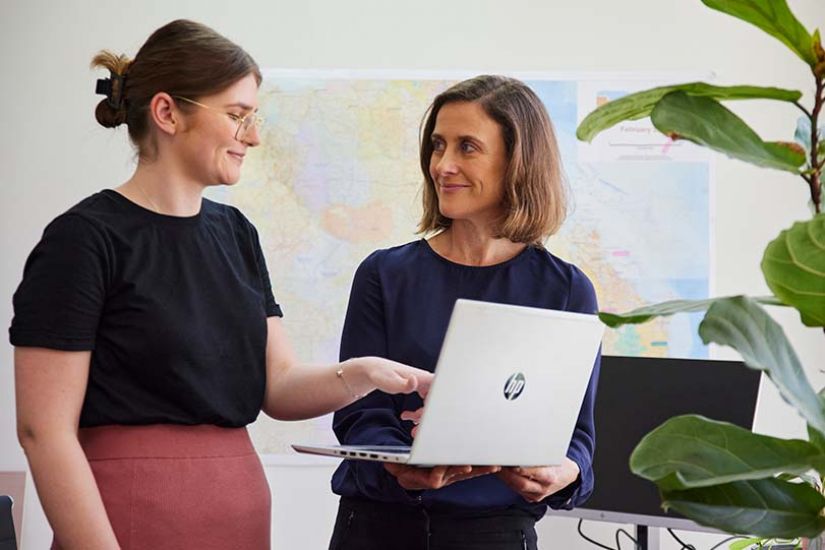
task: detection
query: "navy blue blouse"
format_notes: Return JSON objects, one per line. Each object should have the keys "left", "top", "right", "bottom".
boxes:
{"left": 331, "top": 239, "right": 601, "bottom": 518}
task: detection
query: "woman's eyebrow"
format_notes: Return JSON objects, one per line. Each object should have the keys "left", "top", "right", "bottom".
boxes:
{"left": 431, "top": 132, "right": 482, "bottom": 141}
{"left": 224, "top": 102, "right": 257, "bottom": 111}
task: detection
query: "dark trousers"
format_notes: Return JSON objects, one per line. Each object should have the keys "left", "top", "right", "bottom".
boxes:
{"left": 329, "top": 497, "right": 539, "bottom": 550}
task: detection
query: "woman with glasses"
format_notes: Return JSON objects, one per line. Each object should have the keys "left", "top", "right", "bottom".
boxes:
{"left": 328, "top": 76, "right": 601, "bottom": 550}
{"left": 10, "top": 19, "right": 431, "bottom": 550}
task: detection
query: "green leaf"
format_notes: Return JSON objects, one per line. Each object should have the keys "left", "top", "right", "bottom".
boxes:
{"left": 761, "top": 215, "right": 825, "bottom": 327}
{"left": 810, "top": 425, "right": 825, "bottom": 454}
{"left": 630, "top": 415, "right": 825, "bottom": 489}
{"left": 699, "top": 296, "right": 825, "bottom": 436}
{"left": 794, "top": 116, "right": 816, "bottom": 155}
{"left": 794, "top": 116, "right": 825, "bottom": 166}
{"left": 777, "top": 471, "right": 822, "bottom": 489}
{"left": 808, "top": 388, "right": 825, "bottom": 455}
{"left": 576, "top": 82, "right": 802, "bottom": 142}
{"left": 815, "top": 29, "right": 825, "bottom": 79}
{"left": 651, "top": 92, "right": 806, "bottom": 173}
{"left": 662, "top": 478, "right": 825, "bottom": 539}
{"left": 729, "top": 538, "right": 766, "bottom": 550}
{"left": 598, "top": 295, "right": 782, "bottom": 328}
{"left": 701, "top": 0, "right": 817, "bottom": 66}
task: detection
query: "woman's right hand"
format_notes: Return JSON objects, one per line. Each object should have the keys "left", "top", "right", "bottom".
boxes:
{"left": 388, "top": 406, "right": 500, "bottom": 489}
{"left": 348, "top": 357, "right": 433, "bottom": 399}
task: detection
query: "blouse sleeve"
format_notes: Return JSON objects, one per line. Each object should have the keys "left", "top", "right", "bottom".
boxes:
{"left": 546, "top": 266, "right": 602, "bottom": 510}
{"left": 9, "top": 214, "right": 110, "bottom": 350}
{"left": 332, "top": 252, "right": 414, "bottom": 501}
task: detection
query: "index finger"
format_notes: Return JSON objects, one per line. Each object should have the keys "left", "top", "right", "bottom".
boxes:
{"left": 415, "top": 371, "right": 433, "bottom": 398}
{"left": 400, "top": 407, "right": 424, "bottom": 422}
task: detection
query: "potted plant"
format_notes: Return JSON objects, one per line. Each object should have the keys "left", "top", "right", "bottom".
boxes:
{"left": 576, "top": 1, "right": 824, "bottom": 548}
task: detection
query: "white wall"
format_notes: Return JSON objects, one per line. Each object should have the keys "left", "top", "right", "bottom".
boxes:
{"left": 2, "top": 0, "right": 823, "bottom": 548}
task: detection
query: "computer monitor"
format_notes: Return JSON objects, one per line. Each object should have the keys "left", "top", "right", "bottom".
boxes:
{"left": 549, "top": 355, "right": 762, "bottom": 531}
{"left": 0, "top": 495, "right": 16, "bottom": 550}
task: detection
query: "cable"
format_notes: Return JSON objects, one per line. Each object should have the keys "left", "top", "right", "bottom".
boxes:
{"left": 615, "top": 527, "right": 641, "bottom": 550}
{"left": 576, "top": 518, "right": 618, "bottom": 550}
{"left": 666, "top": 528, "right": 697, "bottom": 550}
{"left": 577, "top": 519, "right": 749, "bottom": 550}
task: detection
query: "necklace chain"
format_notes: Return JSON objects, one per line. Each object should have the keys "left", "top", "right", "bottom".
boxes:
{"left": 136, "top": 183, "right": 163, "bottom": 214}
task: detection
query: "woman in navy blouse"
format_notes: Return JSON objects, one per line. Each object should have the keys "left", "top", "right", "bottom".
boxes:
{"left": 328, "top": 75, "right": 601, "bottom": 550}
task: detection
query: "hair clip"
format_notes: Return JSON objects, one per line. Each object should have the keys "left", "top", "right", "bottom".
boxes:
{"left": 95, "top": 72, "right": 126, "bottom": 110}
{"left": 95, "top": 78, "right": 112, "bottom": 97}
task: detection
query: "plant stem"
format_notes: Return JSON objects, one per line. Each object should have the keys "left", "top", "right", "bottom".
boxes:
{"left": 809, "top": 76, "right": 823, "bottom": 214}
{"left": 803, "top": 77, "right": 825, "bottom": 214}
{"left": 795, "top": 101, "right": 814, "bottom": 118}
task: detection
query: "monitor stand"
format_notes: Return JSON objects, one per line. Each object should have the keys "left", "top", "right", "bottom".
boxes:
{"left": 636, "top": 525, "right": 660, "bottom": 550}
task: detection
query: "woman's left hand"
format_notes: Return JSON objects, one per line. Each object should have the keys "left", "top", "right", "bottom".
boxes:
{"left": 400, "top": 407, "right": 424, "bottom": 437}
{"left": 495, "top": 458, "right": 580, "bottom": 503}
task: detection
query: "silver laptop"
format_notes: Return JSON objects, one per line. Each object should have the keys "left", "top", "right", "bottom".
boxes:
{"left": 292, "top": 299, "right": 604, "bottom": 466}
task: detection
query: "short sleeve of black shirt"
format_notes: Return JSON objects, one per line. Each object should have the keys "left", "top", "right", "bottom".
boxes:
{"left": 11, "top": 214, "right": 110, "bottom": 350}
{"left": 10, "top": 190, "right": 282, "bottom": 427}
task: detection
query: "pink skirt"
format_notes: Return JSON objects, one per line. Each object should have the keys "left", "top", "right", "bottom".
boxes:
{"left": 53, "top": 424, "right": 270, "bottom": 550}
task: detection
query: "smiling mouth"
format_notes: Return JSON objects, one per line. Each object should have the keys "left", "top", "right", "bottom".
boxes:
{"left": 228, "top": 151, "right": 245, "bottom": 162}
{"left": 439, "top": 183, "right": 470, "bottom": 191}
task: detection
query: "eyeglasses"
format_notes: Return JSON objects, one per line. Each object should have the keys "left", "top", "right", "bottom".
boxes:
{"left": 172, "top": 95, "right": 264, "bottom": 141}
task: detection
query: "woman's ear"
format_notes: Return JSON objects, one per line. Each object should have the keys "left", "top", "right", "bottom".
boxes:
{"left": 148, "top": 92, "right": 180, "bottom": 137}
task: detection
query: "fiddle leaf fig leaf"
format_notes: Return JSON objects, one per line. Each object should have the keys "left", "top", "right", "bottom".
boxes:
{"left": 651, "top": 92, "right": 806, "bottom": 173}
{"left": 701, "top": 0, "right": 817, "bottom": 66}
{"left": 631, "top": 415, "right": 825, "bottom": 489}
{"left": 761, "top": 214, "right": 825, "bottom": 327}
{"left": 796, "top": 115, "right": 812, "bottom": 149}
{"left": 699, "top": 296, "right": 825, "bottom": 434}
{"left": 576, "top": 82, "right": 801, "bottom": 142}
{"left": 808, "top": 423, "right": 825, "bottom": 455}
{"left": 661, "top": 478, "right": 825, "bottom": 539}
{"left": 598, "top": 295, "right": 783, "bottom": 328}
{"left": 814, "top": 29, "right": 825, "bottom": 77}
{"left": 794, "top": 116, "right": 825, "bottom": 165}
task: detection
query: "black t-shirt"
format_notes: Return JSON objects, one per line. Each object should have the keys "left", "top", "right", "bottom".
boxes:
{"left": 9, "top": 190, "right": 282, "bottom": 428}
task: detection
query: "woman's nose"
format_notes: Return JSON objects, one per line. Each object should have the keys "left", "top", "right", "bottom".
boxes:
{"left": 433, "top": 149, "right": 459, "bottom": 177}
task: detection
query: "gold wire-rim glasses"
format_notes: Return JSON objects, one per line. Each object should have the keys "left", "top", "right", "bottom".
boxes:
{"left": 172, "top": 95, "right": 264, "bottom": 141}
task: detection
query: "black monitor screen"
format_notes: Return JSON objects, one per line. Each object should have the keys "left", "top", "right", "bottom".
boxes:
{"left": 580, "top": 355, "right": 761, "bottom": 525}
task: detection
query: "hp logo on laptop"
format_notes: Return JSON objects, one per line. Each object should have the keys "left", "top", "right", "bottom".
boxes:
{"left": 503, "top": 373, "right": 526, "bottom": 401}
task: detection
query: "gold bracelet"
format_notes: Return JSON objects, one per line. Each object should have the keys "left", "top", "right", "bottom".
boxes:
{"left": 336, "top": 364, "right": 363, "bottom": 399}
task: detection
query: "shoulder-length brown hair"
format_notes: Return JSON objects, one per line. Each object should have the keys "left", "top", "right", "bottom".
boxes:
{"left": 418, "top": 75, "right": 568, "bottom": 245}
